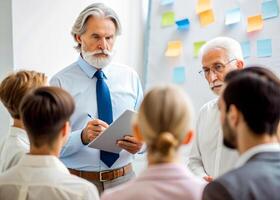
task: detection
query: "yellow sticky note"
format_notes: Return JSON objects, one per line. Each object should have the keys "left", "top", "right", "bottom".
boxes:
{"left": 162, "top": 11, "right": 175, "bottom": 27}
{"left": 199, "top": 9, "right": 215, "bottom": 27}
{"left": 165, "top": 41, "right": 182, "bottom": 57}
{"left": 247, "top": 15, "right": 263, "bottom": 32}
{"left": 196, "top": 0, "right": 212, "bottom": 14}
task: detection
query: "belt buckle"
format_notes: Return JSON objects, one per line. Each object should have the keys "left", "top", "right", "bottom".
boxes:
{"left": 99, "top": 170, "right": 110, "bottom": 182}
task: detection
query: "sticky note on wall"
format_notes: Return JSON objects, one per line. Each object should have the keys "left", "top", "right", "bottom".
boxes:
{"left": 247, "top": 15, "right": 263, "bottom": 32}
{"left": 165, "top": 41, "right": 183, "bottom": 57}
{"left": 173, "top": 66, "right": 186, "bottom": 84}
{"left": 160, "top": 0, "right": 175, "bottom": 6}
{"left": 225, "top": 8, "right": 241, "bottom": 25}
{"left": 262, "top": 0, "right": 279, "bottom": 20}
{"left": 194, "top": 41, "right": 206, "bottom": 58}
{"left": 162, "top": 11, "right": 175, "bottom": 27}
{"left": 240, "top": 41, "right": 250, "bottom": 58}
{"left": 176, "top": 18, "right": 190, "bottom": 30}
{"left": 196, "top": 0, "right": 212, "bottom": 14}
{"left": 257, "top": 39, "right": 272, "bottom": 57}
{"left": 199, "top": 9, "right": 215, "bottom": 27}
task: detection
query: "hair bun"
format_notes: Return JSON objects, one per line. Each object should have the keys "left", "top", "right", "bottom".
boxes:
{"left": 155, "top": 132, "right": 178, "bottom": 155}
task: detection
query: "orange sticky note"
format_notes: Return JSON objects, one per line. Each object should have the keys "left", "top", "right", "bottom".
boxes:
{"left": 247, "top": 15, "right": 263, "bottom": 32}
{"left": 199, "top": 9, "right": 215, "bottom": 27}
{"left": 196, "top": 0, "right": 212, "bottom": 14}
{"left": 165, "top": 41, "right": 183, "bottom": 57}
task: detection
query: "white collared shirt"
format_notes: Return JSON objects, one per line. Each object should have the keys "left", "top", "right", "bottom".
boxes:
{"left": 188, "top": 98, "right": 239, "bottom": 178}
{"left": 0, "top": 155, "right": 99, "bottom": 200}
{"left": 235, "top": 143, "right": 280, "bottom": 168}
{"left": 0, "top": 127, "right": 29, "bottom": 173}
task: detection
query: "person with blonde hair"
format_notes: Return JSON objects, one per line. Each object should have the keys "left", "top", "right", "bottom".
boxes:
{"left": 101, "top": 85, "right": 206, "bottom": 200}
{"left": 0, "top": 70, "right": 47, "bottom": 172}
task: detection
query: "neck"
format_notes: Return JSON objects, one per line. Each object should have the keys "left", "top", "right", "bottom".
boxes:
{"left": 238, "top": 131, "right": 278, "bottom": 155}
{"left": 13, "top": 119, "right": 25, "bottom": 129}
{"left": 29, "top": 145, "right": 60, "bottom": 157}
{"left": 147, "top": 152, "right": 179, "bottom": 166}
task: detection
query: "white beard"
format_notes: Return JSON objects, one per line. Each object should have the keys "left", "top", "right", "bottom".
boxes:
{"left": 81, "top": 48, "right": 115, "bottom": 69}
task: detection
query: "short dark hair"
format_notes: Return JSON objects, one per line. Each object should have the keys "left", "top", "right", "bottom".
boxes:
{"left": 223, "top": 67, "right": 280, "bottom": 135}
{"left": 20, "top": 86, "right": 75, "bottom": 148}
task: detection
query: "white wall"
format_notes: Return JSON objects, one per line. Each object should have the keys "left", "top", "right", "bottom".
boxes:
{"left": 0, "top": 0, "right": 13, "bottom": 139}
{"left": 12, "top": 0, "right": 147, "bottom": 80}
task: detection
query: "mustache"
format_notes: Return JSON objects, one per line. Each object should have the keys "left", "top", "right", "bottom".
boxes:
{"left": 86, "top": 50, "right": 113, "bottom": 57}
{"left": 209, "top": 82, "right": 223, "bottom": 89}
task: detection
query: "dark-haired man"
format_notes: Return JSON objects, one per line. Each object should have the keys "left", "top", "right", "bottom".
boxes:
{"left": 203, "top": 67, "right": 280, "bottom": 200}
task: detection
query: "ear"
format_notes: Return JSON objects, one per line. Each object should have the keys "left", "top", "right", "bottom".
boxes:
{"left": 182, "top": 130, "right": 194, "bottom": 145}
{"left": 236, "top": 60, "right": 244, "bottom": 70}
{"left": 228, "top": 105, "right": 240, "bottom": 127}
{"left": 61, "top": 121, "right": 70, "bottom": 138}
{"left": 75, "top": 34, "right": 82, "bottom": 44}
{"left": 133, "top": 123, "right": 143, "bottom": 142}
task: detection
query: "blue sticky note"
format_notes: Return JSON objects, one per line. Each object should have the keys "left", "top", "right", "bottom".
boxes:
{"left": 262, "top": 0, "right": 279, "bottom": 20}
{"left": 173, "top": 66, "right": 186, "bottom": 84}
{"left": 160, "top": 0, "right": 174, "bottom": 6}
{"left": 225, "top": 8, "right": 241, "bottom": 25}
{"left": 257, "top": 39, "right": 272, "bottom": 57}
{"left": 175, "top": 18, "right": 190, "bottom": 30}
{"left": 241, "top": 41, "right": 250, "bottom": 58}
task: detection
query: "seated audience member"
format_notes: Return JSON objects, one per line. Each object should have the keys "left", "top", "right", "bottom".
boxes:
{"left": 0, "top": 70, "right": 47, "bottom": 172}
{"left": 0, "top": 87, "right": 99, "bottom": 200}
{"left": 203, "top": 67, "right": 280, "bottom": 200}
{"left": 101, "top": 85, "right": 206, "bottom": 200}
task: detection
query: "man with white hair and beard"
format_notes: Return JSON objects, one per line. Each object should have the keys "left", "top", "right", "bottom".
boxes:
{"left": 188, "top": 37, "right": 244, "bottom": 182}
{"left": 51, "top": 3, "right": 143, "bottom": 194}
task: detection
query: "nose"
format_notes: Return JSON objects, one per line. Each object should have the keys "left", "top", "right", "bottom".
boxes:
{"left": 98, "top": 38, "right": 107, "bottom": 50}
{"left": 208, "top": 70, "right": 218, "bottom": 82}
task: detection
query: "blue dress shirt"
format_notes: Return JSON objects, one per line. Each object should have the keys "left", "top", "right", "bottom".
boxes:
{"left": 50, "top": 56, "right": 143, "bottom": 171}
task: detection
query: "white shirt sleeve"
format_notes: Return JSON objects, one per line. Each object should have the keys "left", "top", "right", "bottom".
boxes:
{"left": 188, "top": 108, "right": 208, "bottom": 178}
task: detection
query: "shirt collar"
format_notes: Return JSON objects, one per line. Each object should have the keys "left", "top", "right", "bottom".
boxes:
{"left": 235, "top": 143, "right": 280, "bottom": 168}
{"left": 9, "top": 126, "right": 29, "bottom": 145}
{"left": 77, "top": 55, "right": 110, "bottom": 79}
{"left": 19, "top": 154, "right": 70, "bottom": 174}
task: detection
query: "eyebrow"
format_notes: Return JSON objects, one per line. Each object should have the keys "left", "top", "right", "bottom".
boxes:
{"left": 202, "top": 62, "right": 224, "bottom": 68}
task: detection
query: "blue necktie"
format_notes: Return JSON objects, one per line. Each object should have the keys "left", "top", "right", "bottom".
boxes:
{"left": 94, "top": 70, "right": 119, "bottom": 168}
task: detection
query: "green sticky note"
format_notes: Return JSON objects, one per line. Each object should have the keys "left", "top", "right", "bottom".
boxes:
{"left": 162, "top": 11, "right": 175, "bottom": 27}
{"left": 194, "top": 41, "right": 206, "bottom": 58}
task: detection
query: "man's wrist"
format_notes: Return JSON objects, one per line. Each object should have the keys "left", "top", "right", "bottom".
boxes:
{"left": 81, "top": 130, "right": 88, "bottom": 145}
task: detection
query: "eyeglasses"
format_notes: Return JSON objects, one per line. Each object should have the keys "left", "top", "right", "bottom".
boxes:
{"left": 198, "top": 59, "right": 237, "bottom": 78}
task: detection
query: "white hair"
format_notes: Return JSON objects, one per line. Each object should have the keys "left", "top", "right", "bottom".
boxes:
{"left": 71, "top": 3, "right": 121, "bottom": 52}
{"left": 199, "top": 37, "right": 244, "bottom": 62}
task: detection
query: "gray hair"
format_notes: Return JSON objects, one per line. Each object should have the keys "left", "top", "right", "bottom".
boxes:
{"left": 71, "top": 3, "right": 122, "bottom": 52}
{"left": 199, "top": 37, "right": 244, "bottom": 62}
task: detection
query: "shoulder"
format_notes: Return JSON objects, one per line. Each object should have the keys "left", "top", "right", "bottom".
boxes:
{"left": 50, "top": 62, "right": 82, "bottom": 84}
{"left": 59, "top": 173, "right": 99, "bottom": 197}
{"left": 108, "top": 63, "right": 140, "bottom": 79}
{"left": 101, "top": 179, "right": 144, "bottom": 200}
{"left": 199, "top": 98, "right": 218, "bottom": 114}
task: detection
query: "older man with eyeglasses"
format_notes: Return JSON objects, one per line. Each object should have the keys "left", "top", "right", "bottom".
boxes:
{"left": 188, "top": 37, "right": 244, "bottom": 182}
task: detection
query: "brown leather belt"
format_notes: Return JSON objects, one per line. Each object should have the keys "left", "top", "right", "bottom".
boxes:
{"left": 68, "top": 163, "right": 132, "bottom": 182}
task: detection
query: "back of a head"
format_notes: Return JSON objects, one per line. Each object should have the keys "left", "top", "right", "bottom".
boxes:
{"left": 199, "top": 36, "right": 244, "bottom": 62}
{"left": 137, "top": 85, "right": 193, "bottom": 163}
{"left": 0, "top": 70, "right": 47, "bottom": 119}
{"left": 20, "top": 86, "right": 75, "bottom": 148}
{"left": 223, "top": 69, "right": 280, "bottom": 135}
